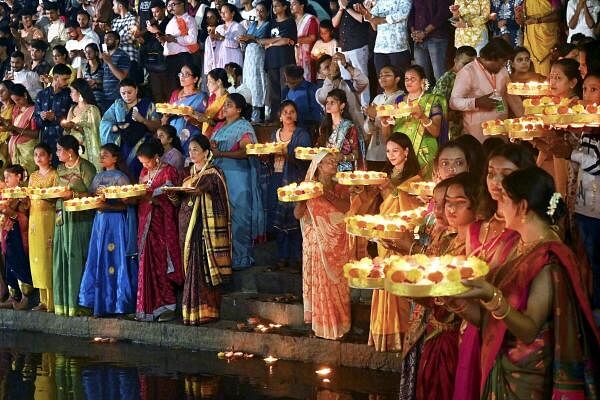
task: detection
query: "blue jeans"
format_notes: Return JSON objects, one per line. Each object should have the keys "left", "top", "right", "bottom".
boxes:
{"left": 576, "top": 213, "right": 600, "bottom": 309}
{"left": 413, "top": 37, "right": 449, "bottom": 83}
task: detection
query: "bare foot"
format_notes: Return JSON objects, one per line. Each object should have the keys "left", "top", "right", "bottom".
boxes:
{"left": 0, "top": 297, "right": 17, "bottom": 309}
{"left": 12, "top": 296, "right": 29, "bottom": 311}
{"left": 31, "top": 303, "right": 47, "bottom": 312}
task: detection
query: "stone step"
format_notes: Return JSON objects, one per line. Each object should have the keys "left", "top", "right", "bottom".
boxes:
{"left": 231, "top": 266, "right": 303, "bottom": 296}
{"left": 220, "top": 292, "right": 373, "bottom": 336}
{"left": 0, "top": 309, "right": 402, "bottom": 371}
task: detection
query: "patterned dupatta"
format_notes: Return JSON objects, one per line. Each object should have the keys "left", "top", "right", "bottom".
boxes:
{"left": 481, "top": 241, "right": 600, "bottom": 397}
{"left": 182, "top": 161, "right": 232, "bottom": 286}
{"left": 327, "top": 119, "right": 366, "bottom": 172}
{"left": 202, "top": 94, "right": 228, "bottom": 136}
{"left": 175, "top": 16, "right": 199, "bottom": 53}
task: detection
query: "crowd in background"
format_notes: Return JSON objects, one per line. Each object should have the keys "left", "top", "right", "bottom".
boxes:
{"left": 0, "top": 0, "right": 597, "bottom": 398}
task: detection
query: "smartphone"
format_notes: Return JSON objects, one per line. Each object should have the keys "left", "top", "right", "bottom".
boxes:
{"left": 101, "top": 43, "right": 108, "bottom": 53}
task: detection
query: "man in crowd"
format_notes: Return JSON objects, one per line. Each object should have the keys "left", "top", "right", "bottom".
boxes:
{"left": 29, "top": 39, "right": 51, "bottom": 76}
{"left": 316, "top": 53, "right": 367, "bottom": 134}
{"left": 44, "top": 3, "right": 68, "bottom": 49}
{"left": 332, "top": 0, "right": 371, "bottom": 107}
{"left": 33, "top": 63, "right": 73, "bottom": 162}
{"left": 450, "top": 38, "right": 523, "bottom": 143}
{"left": 76, "top": 10, "right": 101, "bottom": 44}
{"left": 112, "top": 0, "right": 139, "bottom": 63}
{"left": 101, "top": 31, "right": 130, "bottom": 110}
{"left": 65, "top": 21, "right": 98, "bottom": 70}
{"left": 408, "top": 0, "right": 451, "bottom": 83}
{"left": 139, "top": 0, "right": 171, "bottom": 102}
{"left": 5, "top": 50, "right": 41, "bottom": 98}
{"left": 225, "top": 62, "right": 252, "bottom": 106}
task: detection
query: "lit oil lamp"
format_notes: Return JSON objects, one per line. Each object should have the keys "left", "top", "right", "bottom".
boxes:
{"left": 263, "top": 355, "right": 278, "bottom": 364}
{"left": 315, "top": 367, "right": 332, "bottom": 376}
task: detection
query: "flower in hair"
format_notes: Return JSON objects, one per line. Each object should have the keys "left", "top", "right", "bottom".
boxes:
{"left": 546, "top": 192, "right": 561, "bottom": 218}
{"left": 422, "top": 79, "right": 430, "bottom": 92}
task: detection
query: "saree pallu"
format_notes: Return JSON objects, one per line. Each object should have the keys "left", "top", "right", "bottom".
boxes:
{"left": 212, "top": 119, "right": 265, "bottom": 269}
{"left": 481, "top": 241, "right": 600, "bottom": 399}
{"left": 0, "top": 104, "right": 12, "bottom": 174}
{"left": 78, "top": 209, "right": 138, "bottom": 316}
{"left": 523, "top": 0, "right": 560, "bottom": 76}
{"left": 454, "top": 221, "right": 520, "bottom": 400}
{"left": 301, "top": 193, "right": 351, "bottom": 340}
{"left": 369, "top": 182, "right": 420, "bottom": 352}
{"left": 67, "top": 104, "right": 102, "bottom": 171}
{"left": 136, "top": 164, "right": 183, "bottom": 321}
{"left": 28, "top": 170, "right": 59, "bottom": 311}
{"left": 168, "top": 90, "right": 207, "bottom": 154}
{"left": 295, "top": 14, "right": 318, "bottom": 82}
{"left": 180, "top": 166, "right": 231, "bottom": 325}
{"left": 202, "top": 94, "right": 227, "bottom": 138}
{"left": 393, "top": 94, "right": 448, "bottom": 179}
{"left": 9, "top": 105, "right": 37, "bottom": 174}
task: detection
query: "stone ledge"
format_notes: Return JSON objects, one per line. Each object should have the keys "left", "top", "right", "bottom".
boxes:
{"left": 0, "top": 309, "right": 401, "bottom": 371}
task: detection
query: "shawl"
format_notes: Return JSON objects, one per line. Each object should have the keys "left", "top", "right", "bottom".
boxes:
{"left": 481, "top": 241, "right": 600, "bottom": 397}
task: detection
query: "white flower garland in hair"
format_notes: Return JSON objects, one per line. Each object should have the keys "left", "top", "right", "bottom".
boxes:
{"left": 546, "top": 192, "right": 562, "bottom": 218}
{"left": 422, "top": 79, "right": 430, "bottom": 92}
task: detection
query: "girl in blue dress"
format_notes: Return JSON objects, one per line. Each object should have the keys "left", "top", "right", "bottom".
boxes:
{"left": 78, "top": 143, "right": 138, "bottom": 316}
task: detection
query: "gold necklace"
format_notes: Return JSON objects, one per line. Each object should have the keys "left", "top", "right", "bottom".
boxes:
{"left": 65, "top": 157, "right": 80, "bottom": 169}
{"left": 515, "top": 230, "right": 557, "bottom": 256}
{"left": 146, "top": 162, "right": 162, "bottom": 185}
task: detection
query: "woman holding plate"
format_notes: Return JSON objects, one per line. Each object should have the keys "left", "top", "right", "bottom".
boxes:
{"left": 169, "top": 135, "right": 231, "bottom": 325}
{"left": 294, "top": 151, "right": 351, "bottom": 340}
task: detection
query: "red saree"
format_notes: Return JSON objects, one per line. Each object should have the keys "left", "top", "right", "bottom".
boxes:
{"left": 136, "top": 164, "right": 183, "bottom": 321}
{"left": 453, "top": 221, "right": 519, "bottom": 400}
{"left": 481, "top": 241, "right": 600, "bottom": 399}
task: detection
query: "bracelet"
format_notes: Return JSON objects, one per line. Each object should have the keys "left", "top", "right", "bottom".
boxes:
{"left": 491, "top": 301, "right": 511, "bottom": 320}
{"left": 480, "top": 289, "right": 502, "bottom": 310}
{"left": 422, "top": 118, "right": 433, "bottom": 128}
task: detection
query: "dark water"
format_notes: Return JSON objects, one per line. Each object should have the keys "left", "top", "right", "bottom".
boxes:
{"left": 0, "top": 330, "right": 400, "bottom": 400}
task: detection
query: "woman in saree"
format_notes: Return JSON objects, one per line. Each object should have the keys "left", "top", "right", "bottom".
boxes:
{"left": 5, "top": 84, "right": 38, "bottom": 174}
{"left": 294, "top": 151, "right": 351, "bottom": 340}
{"left": 100, "top": 78, "right": 160, "bottom": 181}
{"left": 367, "top": 133, "right": 422, "bottom": 352}
{"left": 400, "top": 172, "right": 480, "bottom": 400}
{"left": 318, "top": 89, "right": 365, "bottom": 172}
{"left": 0, "top": 165, "right": 32, "bottom": 310}
{"left": 188, "top": 68, "right": 230, "bottom": 138}
{"left": 53, "top": 135, "right": 97, "bottom": 316}
{"left": 0, "top": 81, "right": 14, "bottom": 174}
{"left": 211, "top": 93, "right": 264, "bottom": 269}
{"left": 28, "top": 143, "right": 59, "bottom": 312}
{"left": 291, "top": 0, "right": 318, "bottom": 82}
{"left": 522, "top": 0, "right": 561, "bottom": 76}
{"left": 78, "top": 144, "right": 138, "bottom": 316}
{"left": 454, "top": 143, "right": 535, "bottom": 400}
{"left": 161, "top": 64, "right": 207, "bottom": 154}
{"left": 171, "top": 135, "right": 231, "bottom": 325}
{"left": 135, "top": 140, "right": 183, "bottom": 322}
{"left": 447, "top": 166, "right": 600, "bottom": 399}
{"left": 269, "top": 100, "right": 311, "bottom": 269}
{"left": 238, "top": 2, "right": 270, "bottom": 123}
{"left": 61, "top": 78, "right": 102, "bottom": 170}
{"left": 383, "top": 65, "right": 447, "bottom": 180}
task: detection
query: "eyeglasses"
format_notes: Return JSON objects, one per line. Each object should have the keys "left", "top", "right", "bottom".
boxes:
{"left": 168, "top": 2, "right": 182, "bottom": 6}
{"left": 178, "top": 72, "right": 193, "bottom": 78}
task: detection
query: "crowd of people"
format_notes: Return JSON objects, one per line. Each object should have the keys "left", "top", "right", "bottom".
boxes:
{"left": 0, "top": 0, "right": 598, "bottom": 397}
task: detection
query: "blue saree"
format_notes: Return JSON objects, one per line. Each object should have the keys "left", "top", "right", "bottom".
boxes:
{"left": 99, "top": 98, "right": 157, "bottom": 181}
{"left": 78, "top": 170, "right": 138, "bottom": 316}
{"left": 167, "top": 90, "right": 208, "bottom": 155}
{"left": 211, "top": 119, "right": 265, "bottom": 269}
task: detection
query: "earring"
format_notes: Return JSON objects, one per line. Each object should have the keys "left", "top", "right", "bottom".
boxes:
{"left": 520, "top": 214, "right": 527, "bottom": 224}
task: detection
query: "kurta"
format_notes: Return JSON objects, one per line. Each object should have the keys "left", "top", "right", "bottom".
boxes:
{"left": 66, "top": 104, "right": 102, "bottom": 170}
{"left": 78, "top": 169, "right": 138, "bottom": 316}
{"left": 53, "top": 158, "right": 97, "bottom": 316}
{"left": 28, "top": 169, "right": 59, "bottom": 311}
{"left": 214, "top": 21, "right": 246, "bottom": 68}
{"left": 243, "top": 21, "right": 269, "bottom": 108}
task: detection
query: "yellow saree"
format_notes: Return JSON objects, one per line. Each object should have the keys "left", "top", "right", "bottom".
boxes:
{"left": 523, "top": 0, "right": 560, "bottom": 76}
{"left": 9, "top": 105, "right": 38, "bottom": 174}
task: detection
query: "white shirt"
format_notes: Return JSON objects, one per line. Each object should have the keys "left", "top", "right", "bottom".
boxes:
{"left": 66, "top": 35, "right": 97, "bottom": 69}
{"left": 163, "top": 13, "right": 199, "bottom": 56}
{"left": 46, "top": 20, "right": 68, "bottom": 46}
{"left": 82, "top": 28, "right": 101, "bottom": 45}
{"left": 567, "top": 0, "right": 600, "bottom": 41}
{"left": 12, "top": 69, "right": 42, "bottom": 99}
{"left": 228, "top": 83, "right": 253, "bottom": 106}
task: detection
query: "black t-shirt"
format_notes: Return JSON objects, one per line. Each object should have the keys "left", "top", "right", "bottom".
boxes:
{"left": 138, "top": 0, "right": 153, "bottom": 26}
{"left": 264, "top": 18, "right": 297, "bottom": 70}
{"left": 338, "top": 0, "right": 369, "bottom": 51}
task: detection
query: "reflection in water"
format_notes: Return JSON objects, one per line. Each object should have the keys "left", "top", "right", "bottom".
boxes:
{"left": 0, "top": 331, "right": 399, "bottom": 400}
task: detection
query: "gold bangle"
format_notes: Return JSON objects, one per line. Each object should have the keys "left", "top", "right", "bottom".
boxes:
{"left": 491, "top": 302, "right": 511, "bottom": 320}
{"left": 480, "top": 289, "right": 501, "bottom": 309}
{"left": 422, "top": 118, "right": 433, "bottom": 128}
